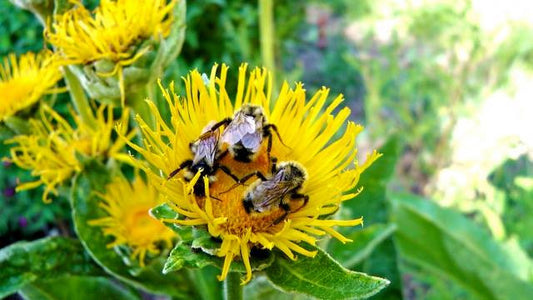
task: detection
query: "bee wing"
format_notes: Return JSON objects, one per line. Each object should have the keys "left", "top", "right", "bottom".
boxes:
{"left": 240, "top": 132, "right": 262, "bottom": 151}
{"left": 221, "top": 114, "right": 257, "bottom": 145}
{"left": 253, "top": 181, "right": 293, "bottom": 209}
{"left": 193, "top": 132, "right": 219, "bottom": 165}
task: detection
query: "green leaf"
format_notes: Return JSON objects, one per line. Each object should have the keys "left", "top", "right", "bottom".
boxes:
{"left": 265, "top": 246, "right": 389, "bottom": 299}
{"left": 154, "top": 203, "right": 274, "bottom": 277}
{"left": 328, "top": 223, "right": 396, "bottom": 269}
{"left": 0, "top": 236, "right": 103, "bottom": 298}
{"left": 150, "top": 203, "right": 194, "bottom": 241}
{"left": 244, "top": 276, "right": 306, "bottom": 300}
{"left": 19, "top": 276, "right": 140, "bottom": 300}
{"left": 163, "top": 237, "right": 274, "bottom": 275}
{"left": 70, "top": 163, "right": 196, "bottom": 298}
{"left": 391, "top": 193, "right": 533, "bottom": 299}
{"left": 336, "top": 136, "right": 403, "bottom": 299}
{"left": 343, "top": 135, "right": 400, "bottom": 222}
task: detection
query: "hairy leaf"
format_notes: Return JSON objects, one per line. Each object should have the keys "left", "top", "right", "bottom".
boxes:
{"left": 265, "top": 247, "right": 389, "bottom": 299}
{"left": 0, "top": 237, "right": 102, "bottom": 298}
{"left": 19, "top": 276, "right": 140, "bottom": 300}
{"left": 70, "top": 163, "right": 195, "bottom": 298}
{"left": 391, "top": 193, "right": 533, "bottom": 299}
{"left": 328, "top": 223, "right": 396, "bottom": 269}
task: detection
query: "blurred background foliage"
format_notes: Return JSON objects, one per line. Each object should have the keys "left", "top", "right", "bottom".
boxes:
{"left": 1, "top": 0, "right": 532, "bottom": 298}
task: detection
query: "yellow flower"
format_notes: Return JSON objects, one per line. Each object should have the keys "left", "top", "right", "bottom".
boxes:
{"left": 89, "top": 175, "right": 176, "bottom": 266}
{"left": 125, "top": 64, "right": 381, "bottom": 283}
{"left": 6, "top": 105, "right": 135, "bottom": 203}
{"left": 0, "top": 50, "right": 62, "bottom": 121}
{"left": 45, "top": 0, "right": 178, "bottom": 105}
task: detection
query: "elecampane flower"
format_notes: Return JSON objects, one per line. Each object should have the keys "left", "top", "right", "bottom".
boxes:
{"left": 46, "top": 0, "right": 176, "bottom": 65}
{"left": 89, "top": 175, "right": 176, "bottom": 266}
{"left": 0, "top": 51, "right": 62, "bottom": 121}
{"left": 7, "top": 105, "right": 135, "bottom": 202}
{"left": 126, "top": 64, "right": 381, "bottom": 283}
{"left": 45, "top": 0, "right": 177, "bottom": 104}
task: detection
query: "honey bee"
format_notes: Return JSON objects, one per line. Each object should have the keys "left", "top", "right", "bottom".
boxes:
{"left": 167, "top": 122, "right": 239, "bottom": 197}
{"left": 231, "top": 158, "right": 309, "bottom": 223}
{"left": 209, "top": 104, "right": 287, "bottom": 162}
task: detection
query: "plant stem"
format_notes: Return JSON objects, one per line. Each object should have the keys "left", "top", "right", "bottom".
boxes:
{"left": 223, "top": 272, "right": 243, "bottom": 300}
{"left": 259, "top": 0, "right": 276, "bottom": 90}
{"left": 63, "top": 67, "right": 97, "bottom": 129}
{"left": 129, "top": 85, "right": 155, "bottom": 129}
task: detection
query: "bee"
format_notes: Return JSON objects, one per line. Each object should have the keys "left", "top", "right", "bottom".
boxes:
{"left": 229, "top": 158, "right": 309, "bottom": 223}
{"left": 167, "top": 122, "right": 239, "bottom": 197}
{"left": 209, "top": 104, "right": 287, "bottom": 163}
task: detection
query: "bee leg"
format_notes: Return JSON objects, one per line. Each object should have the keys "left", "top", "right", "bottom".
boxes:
{"left": 218, "top": 171, "right": 267, "bottom": 195}
{"left": 240, "top": 171, "right": 267, "bottom": 183}
{"left": 266, "top": 132, "right": 273, "bottom": 163}
{"left": 264, "top": 124, "right": 290, "bottom": 149}
{"left": 270, "top": 157, "right": 278, "bottom": 173}
{"left": 273, "top": 203, "right": 290, "bottom": 225}
{"left": 218, "top": 165, "right": 239, "bottom": 183}
{"left": 217, "top": 149, "right": 229, "bottom": 160}
{"left": 290, "top": 193, "right": 309, "bottom": 213}
{"left": 210, "top": 118, "right": 232, "bottom": 132}
{"left": 168, "top": 160, "right": 193, "bottom": 180}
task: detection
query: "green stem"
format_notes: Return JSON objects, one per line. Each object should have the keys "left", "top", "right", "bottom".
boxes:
{"left": 259, "top": 0, "right": 276, "bottom": 90}
{"left": 63, "top": 67, "right": 97, "bottom": 129}
{"left": 129, "top": 85, "right": 155, "bottom": 129}
{"left": 223, "top": 272, "right": 243, "bottom": 300}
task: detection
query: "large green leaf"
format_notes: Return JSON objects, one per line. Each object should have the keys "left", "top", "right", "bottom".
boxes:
{"left": 0, "top": 236, "right": 103, "bottom": 298}
{"left": 335, "top": 136, "right": 402, "bottom": 299}
{"left": 328, "top": 223, "right": 396, "bottom": 269}
{"left": 265, "top": 246, "right": 389, "bottom": 299}
{"left": 391, "top": 193, "right": 533, "bottom": 299}
{"left": 70, "top": 162, "right": 196, "bottom": 298}
{"left": 19, "top": 276, "right": 140, "bottom": 300}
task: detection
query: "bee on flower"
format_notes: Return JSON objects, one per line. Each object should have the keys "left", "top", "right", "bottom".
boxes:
{"left": 124, "top": 63, "right": 381, "bottom": 283}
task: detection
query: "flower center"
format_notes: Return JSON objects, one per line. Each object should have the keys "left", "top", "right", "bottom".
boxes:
{"left": 125, "top": 205, "right": 170, "bottom": 245}
{"left": 201, "top": 143, "right": 290, "bottom": 236}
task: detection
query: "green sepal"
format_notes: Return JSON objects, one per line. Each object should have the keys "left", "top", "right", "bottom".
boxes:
{"left": 10, "top": 0, "right": 54, "bottom": 23}
{"left": 0, "top": 236, "right": 103, "bottom": 298}
{"left": 19, "top": 275, "right": 141, "bottom": 300}
{"left": 70, "top": 161, "right": 196, "bottom": 298}
{"left": 265, "top": 246, "right": 390, "bottom": 299}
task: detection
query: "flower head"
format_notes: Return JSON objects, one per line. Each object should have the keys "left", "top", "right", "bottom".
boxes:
{"left": 46, "top": 0, "right": 176, "bottom": 65}
{"left": 6, "top": 105, "right": 135, "bottom": 202}
{"left": 45, "top": 0, "right": 178, "bottom": 105}
{"left": 0, "top": 50, "right": 62, "bottom": 121}
{"left": 89, "top": 175, "right": 176, "bottom": 266}
{"left": 126, "top": 64, "right": 381, "bottom": 283}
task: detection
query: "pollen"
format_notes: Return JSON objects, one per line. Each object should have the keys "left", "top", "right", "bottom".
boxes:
{"left": 0, "top": 50, "right": 62, "bottom": 121}
{"left": 124, "top": 63, "right": 382, "bottom": 283}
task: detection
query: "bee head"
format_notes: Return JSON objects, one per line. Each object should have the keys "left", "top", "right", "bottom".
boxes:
{"left": 277, "top": 161, "right": 308, "bottom": 183}
{"left": 239, "top": 104, "right": 265, "bottom": 122}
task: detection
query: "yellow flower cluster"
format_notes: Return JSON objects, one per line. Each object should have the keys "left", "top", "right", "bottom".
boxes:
{"left": 89, "top": 175, "right": 176, "bottom": 266}
{"left": 0, "top": 50, "right": 62, "bottom": 121}
{"left": 7, "top": 105, "right": 135, "bottom": 202}
{"left": 46, "top": 0, "right": 176, "bottom": 65}
{"left": 126, "top": 64, "right": 381, "bottom": 283}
